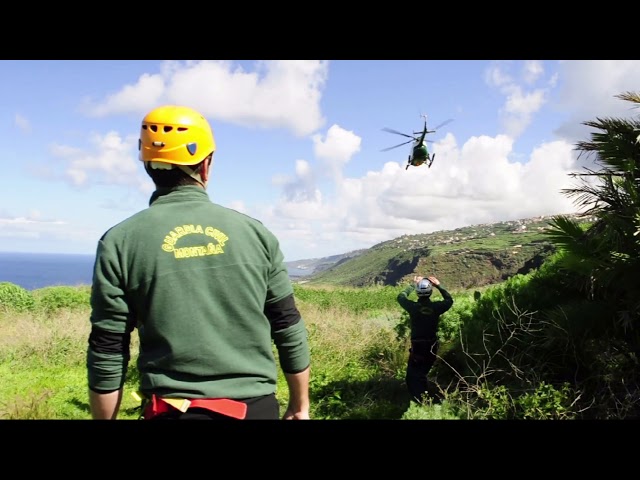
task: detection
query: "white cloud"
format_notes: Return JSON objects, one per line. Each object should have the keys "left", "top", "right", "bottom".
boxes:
{"left": 15, "top": 113, "right": 30, "bottom": 133}
{"left": 504, "top": 89, "right": 546, "bottom": 116}
{"left": 80, "top": 60, "right": 329, "bottom": 137}
{"left": 41, "top": 59, "right": 636, "bottom": 262}
{"left": 484, "top": 62, "right": 513, "bottom": 89}
{"left": 48, "top": 131, "right": 153, "bottom": 194}
{"left": 312, "top": 124, "right": 362, "bottom": 165}
{"left": 0, "top": 216, "right": 65, "bottom": 227}
{"left": 311, "top": 124, "right": 362, "bottom": 183}
{"left": 484, "top": 60, "right": 551, "bottom": 139}
{"left": 83, "top": 73, "right": 166, "bottom": 117}
{"left": 275, "top": 159, "right": 321, "bottom": 205}
{"left": 270, "top": 123, "right": 363, "bottom": 212}
{"left": 260, "top": 132, "right": 582, "bottom": 261}
{"left": 0, "top": 213, "right": 101, "bottom": 247}
{"left": 523, "top": 60, "right": 544, "bottom": 84}
{"left": 553, "top": 60, "right": 640, "bottom": 145}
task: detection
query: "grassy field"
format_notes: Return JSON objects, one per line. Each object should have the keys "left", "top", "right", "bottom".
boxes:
{"left": 1, "top": 256, "right": 632, "bottom": 420}
{"left": 0, "top": 282, "right": 472, "bottom": 420}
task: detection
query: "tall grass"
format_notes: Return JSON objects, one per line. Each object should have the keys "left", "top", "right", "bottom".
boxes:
{"left": 2, "top": 277, "right": 634, "bottom": 419}
{"left": 0, "top": 283, "right": 464, "bottom": 419}
{"left": 0, "top": 283, "right": 141, "bottom": 419}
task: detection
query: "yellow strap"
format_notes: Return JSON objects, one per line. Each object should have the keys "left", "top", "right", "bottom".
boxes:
{"left": 162, "top": 398, "right": 192, "bottom": 413}
{"left": 131, "top": 391, "right": 192, "bottom": 413}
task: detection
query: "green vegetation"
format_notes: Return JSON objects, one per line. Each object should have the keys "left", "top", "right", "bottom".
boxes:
{"left": 1, "top": 274, "right": 634, "bottom": 419}
{"left": 303, "top": 216, "right": 568, "bottom": 290}
{"left": 0, "top": 283, "right": 36, "bottom": 313}
{"left": 435, "top": 91, "right": 640, "bottom": 419}
{"left": 1, "top": 90, "right": 638, "bottom": 420}
{"left": 0, "top": 283, "right": 91, "bottom": 315}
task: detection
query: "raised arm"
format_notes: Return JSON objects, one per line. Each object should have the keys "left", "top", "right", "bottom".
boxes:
{"left": 427, "top": 275, "right": 454, "bottom": 312}
{"left": 397, "top": 282, "right": 416, "bottom": 310}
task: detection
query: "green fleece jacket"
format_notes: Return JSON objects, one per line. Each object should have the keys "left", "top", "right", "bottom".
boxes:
{"left": 87, "top": 186, "right": 310, "bottom": 399}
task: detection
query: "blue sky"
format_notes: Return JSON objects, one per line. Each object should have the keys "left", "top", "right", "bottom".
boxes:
{"left": 2, "top": 60, "right": 639, "bottom": 262}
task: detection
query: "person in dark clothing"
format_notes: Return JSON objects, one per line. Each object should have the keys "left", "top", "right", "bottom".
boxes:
{"left": 396, "top": 275, "right": 453, "bottom": 402}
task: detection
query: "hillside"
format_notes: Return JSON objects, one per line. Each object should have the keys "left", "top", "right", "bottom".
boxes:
{"left": 292, "top": 213, "right": 594, "bottom": 289}
{"left": 286, "top": 249, "right": 367, "bottom": 278}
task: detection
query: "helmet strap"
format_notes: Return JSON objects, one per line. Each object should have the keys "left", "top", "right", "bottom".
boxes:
{"left": 177, "top": 164, "right": 206, "bottom": 188}
{"left": 144, "top": 154, "right": 212, "bottom": 189}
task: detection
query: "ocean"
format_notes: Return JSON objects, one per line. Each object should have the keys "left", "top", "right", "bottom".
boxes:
{"left": 0, "top": 252, "right": 96, "bottom": 290}
{"left": 0, "top": 251, "right": 308, "bottom": 291}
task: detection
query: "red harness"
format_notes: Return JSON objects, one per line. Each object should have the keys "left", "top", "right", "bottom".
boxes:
{"left": 142, "top": 394, "right": 248, "bottom": 420}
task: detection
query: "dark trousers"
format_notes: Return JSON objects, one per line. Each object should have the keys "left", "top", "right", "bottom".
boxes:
{"left": 406, "top": 340, "right": 438, "bottom": 403}
{"left": 149, "top": 393, "right": 280, "bottom": 420}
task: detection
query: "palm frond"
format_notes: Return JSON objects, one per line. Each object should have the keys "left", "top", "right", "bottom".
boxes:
{"left": 551, "top": 91, "right": 640, "bottom": 323}
{"left": 615, "top": 91, "right": 640, "bottom": 105}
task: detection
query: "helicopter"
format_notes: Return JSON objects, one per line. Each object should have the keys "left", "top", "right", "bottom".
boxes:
{"left": 381, "top": 114, "right": 453, "bottom": 170}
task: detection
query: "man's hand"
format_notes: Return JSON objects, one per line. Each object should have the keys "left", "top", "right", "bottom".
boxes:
{"left": 427, "top": 275, "right": 440, "bottom": 287}
{"left": 413, "top": 275, "right": 423, "bottom": 284}
{"left": 282, "top": 407, "right": 310, "bottom": 420}
{"left": 283, "top": 367, "right": 310, "bottom": 420}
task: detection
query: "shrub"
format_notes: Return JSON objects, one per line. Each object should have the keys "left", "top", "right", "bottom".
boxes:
{"left": 516, "top": 381, "right": 576, "bottom": 419}
{"left": 32, "top": 286, "right": 91, "bottom": 313}
{"left": 0, "top": 282, "right": 35, "bottom": 313}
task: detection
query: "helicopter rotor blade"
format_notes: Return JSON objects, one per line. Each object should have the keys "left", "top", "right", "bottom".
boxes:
{"left": 381, "top": 139, "right": 414, "bottom": 152}
{"left": 432, "top": 118, "right": 454, "bottom": 131}
{"left": 382, "top": 127, "right": 415, "bottom": 139}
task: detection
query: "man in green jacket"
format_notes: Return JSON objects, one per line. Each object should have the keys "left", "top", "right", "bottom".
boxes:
{"left": 86, "top": 105, "right": 311, "bottom": 420}
{"left": 397, "top": 275, "right": 453, "bottom": 403}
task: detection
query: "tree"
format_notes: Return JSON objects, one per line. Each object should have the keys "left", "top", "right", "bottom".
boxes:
{"left": 546, "top": 91, "right": 640, "bottom": 333}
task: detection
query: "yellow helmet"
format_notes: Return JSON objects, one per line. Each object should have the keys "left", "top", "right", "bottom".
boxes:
{"left": 139, "top": 105, "right": 216, "bottom": 166}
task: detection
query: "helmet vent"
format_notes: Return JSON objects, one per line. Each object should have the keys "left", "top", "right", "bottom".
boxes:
{"left": 163, "top": 126, "right": 173, "bottom": 133}
{"left": 178, "top": 127, "right": 188, "bottom": 132}
{"left": 150, "top": 125, "right": 158, "bottom": 132}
